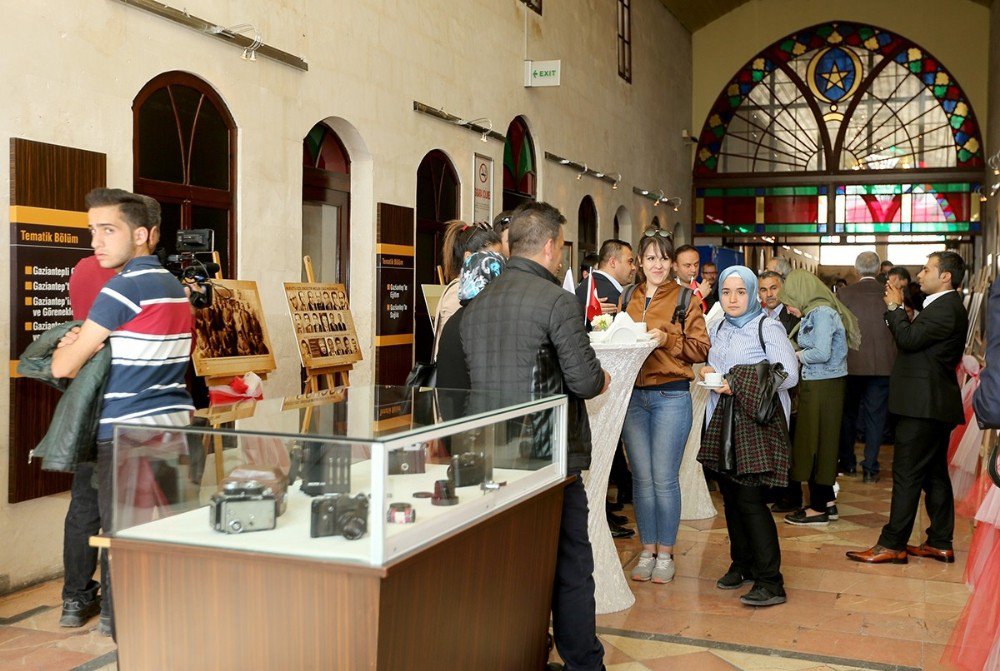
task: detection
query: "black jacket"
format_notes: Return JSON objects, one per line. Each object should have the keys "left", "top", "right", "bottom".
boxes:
{"left": 574, "top": 271, "right": 622, "bottom": 307}
{"left": 886, "top": 291, "right": 967, "bottom": 425}
{"left": 773, "top": 306, "right": 800, "bottom": 336}
{"left": 459, "top": 256, "right": 606, "bottom": 472}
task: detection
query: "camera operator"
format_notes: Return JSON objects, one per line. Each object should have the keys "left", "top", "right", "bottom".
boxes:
{"left": 52, "top": 188, "right": 195, "bottom": 640}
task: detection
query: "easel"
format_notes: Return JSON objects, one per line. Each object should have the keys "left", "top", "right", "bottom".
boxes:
{"left": 299, "top": 255, "right": 352, "bottom": 434}
{"left": 199, "top": 253, "right": 271, "bottom": 484}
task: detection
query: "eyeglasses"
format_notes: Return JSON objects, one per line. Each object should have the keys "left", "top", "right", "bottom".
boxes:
{"left": 642, "top": 228, "right": 671, "bottom": 238}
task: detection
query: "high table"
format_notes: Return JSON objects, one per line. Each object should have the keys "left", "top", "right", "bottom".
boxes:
{"left": 583, "top": 340, "right": 656, "bottom": 614}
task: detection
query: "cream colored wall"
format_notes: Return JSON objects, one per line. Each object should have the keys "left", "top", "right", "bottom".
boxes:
{"left": 692, "top": 0, "right": 991, "bottom": 146}
{"left": 985, "top": 0, "right": 1000, "bottom": 262}
{"left": 0, "top": 1, "right": 691, "bottom": 590}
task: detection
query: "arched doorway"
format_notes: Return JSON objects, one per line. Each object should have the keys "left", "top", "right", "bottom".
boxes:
{"left": 302, "top": 121, "right": 351, "bottom": 287}
{"left": 415, "top": 149, "right": 460, "bottom": 363}
{"left": 133, "top": 71, "right": 237, "bottom": 278}
{"left": 503, "top": 116, "right": 537, "bottom": 211}
{"left": 614, "top": 205, "right": 632, "bottom": 242}
{"left": 693, "top": 21, "right": 983, "bottom": 266}
{"left": 578, "top": 196, "right": 598, "bottom": 269}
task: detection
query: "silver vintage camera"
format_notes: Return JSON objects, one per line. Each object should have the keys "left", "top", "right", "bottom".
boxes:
{"left": 209, "top": 480, "right": 276, "bottom": 534}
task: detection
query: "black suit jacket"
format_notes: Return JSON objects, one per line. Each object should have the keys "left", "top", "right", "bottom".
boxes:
{"left": 887, "top": 291, "right": 967, "bottom": 425}
{"left": 574, "top": 272, "right": 622, "bottom": 308}
{"left": 774, "top": 306, "right": 800, "bottom": 335}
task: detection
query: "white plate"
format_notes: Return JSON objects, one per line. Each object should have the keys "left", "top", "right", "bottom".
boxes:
{"left": 696, "top": 381, "right": 725, "bottom": 389}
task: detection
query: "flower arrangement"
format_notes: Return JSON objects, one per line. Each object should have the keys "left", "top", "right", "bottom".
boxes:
{"left": 591, "top": 314, "right": 613, "bottom": 331}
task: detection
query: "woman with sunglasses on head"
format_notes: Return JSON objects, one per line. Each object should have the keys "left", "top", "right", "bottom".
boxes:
{"left": 699, "top": 267, "right": 799, "bottom": 606}
{"left": 433, "top": 221, "right": 501, "bottom": 358}
{"left": 621, "top": 233, "right": 710, "bottom": 584}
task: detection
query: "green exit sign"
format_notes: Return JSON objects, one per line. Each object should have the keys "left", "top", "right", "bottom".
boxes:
{"left": 524, "top": 60, "right": 561, "bottom": 87}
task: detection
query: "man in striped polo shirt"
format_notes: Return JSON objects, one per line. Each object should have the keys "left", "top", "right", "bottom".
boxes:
{"left": 52, "top": 187, "right": 194, "bottom": 638}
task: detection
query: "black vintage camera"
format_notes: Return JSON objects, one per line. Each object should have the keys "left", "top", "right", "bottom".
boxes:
{"left": 310, "top": 493, "right": 369, "bottom": 540}
{"left": 159, "top": 229, "right": 220, "bottom": 309}
{"left": 209, "top": 480, "right": 276, "bottom": 534}
{"left": 288, "top": 442, "right": 352, "bottom": 496}
{"left": 388, "top": 445, "right": 426, "bottom": 475}
{"left": 448, "top": 452, "right": 486, "bottom": 487}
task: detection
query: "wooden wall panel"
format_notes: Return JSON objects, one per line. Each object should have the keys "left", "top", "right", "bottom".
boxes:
{"left": 8, "top": 138, "right": 106, "bottom": 503}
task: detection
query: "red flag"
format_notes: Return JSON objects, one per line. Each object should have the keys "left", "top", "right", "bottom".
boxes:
{"left": 586, "top": 273, "right": 602, "bottom": 322}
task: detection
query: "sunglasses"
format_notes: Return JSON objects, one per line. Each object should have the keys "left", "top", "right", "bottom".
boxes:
{"left": 642, "top": 228, "right": 672, "bottom": 238}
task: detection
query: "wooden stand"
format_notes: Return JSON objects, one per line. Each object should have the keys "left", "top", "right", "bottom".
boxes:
{"left": 300, "top": 255, "right": 352, "bottom": 433}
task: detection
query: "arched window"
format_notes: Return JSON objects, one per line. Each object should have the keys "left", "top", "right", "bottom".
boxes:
{"left": 693, "top": 22, "right": 982, "bottom": 242}
{"left": 578, "top": 196, "right": 598, "bottom": 268}
{"left": 503, "top": 116, "right": 537, "bottom": 210}
{"left": 302, "top": 121, "right": 351, "bottom": 288}
{"left": 133, "top": 72, "right": 237, "bottom": 277}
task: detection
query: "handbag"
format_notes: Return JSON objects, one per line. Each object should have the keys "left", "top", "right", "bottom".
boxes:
{"left": 716, "top": 393, "right": 738, "bottom": 474}
{"left": 404, "top": 361, "right": 437, "bottom": 388}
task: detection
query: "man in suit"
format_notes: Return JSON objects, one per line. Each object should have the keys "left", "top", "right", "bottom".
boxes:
{"left": 575, "top": 240, "right": 635, "bottom": 313}
{"left": 758, "top": 271, "right": 799, "bottom": 335}
{"left": 847, "top": 251, "right": 968, "bottom": 564}
{"left": 836, "top": 252, "right": 897, "bottom": 482}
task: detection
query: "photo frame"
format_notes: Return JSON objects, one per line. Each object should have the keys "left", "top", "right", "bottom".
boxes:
{"left": 192, "top": 280, "right": 276, "bottom": 379}
{"left": 284, "top": 282, "right": 363, "bottom": 369}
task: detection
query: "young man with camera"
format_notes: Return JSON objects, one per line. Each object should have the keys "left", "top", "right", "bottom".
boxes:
{"left": 52, "top": 187, "right": 195, "bottom": 638}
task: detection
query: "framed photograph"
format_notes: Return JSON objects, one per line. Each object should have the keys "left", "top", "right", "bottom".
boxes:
{"left": 192, "top": 280, "right": 276, "bottom": 379}
{"left": 284, "top": 282, "right": 363, "bottom": 369}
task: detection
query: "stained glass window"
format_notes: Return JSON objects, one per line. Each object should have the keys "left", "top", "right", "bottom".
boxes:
{"left": 693, "top": 22, "right": 983, "bottom": 239}
{"left": 503, "top": 116, "right": 537, "bottom": 210}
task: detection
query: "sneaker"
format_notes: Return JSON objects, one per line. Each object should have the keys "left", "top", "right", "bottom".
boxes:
{"left": 827, "top": 504, "right": 839, "bottom": 520}
{"left": 97, "top": 613, "right": 112, "bottom": 637}
{"left": 784, "top": 508, "right": 830, "bottom": 526}
{"left": 716, "top": 568, "right": 752, "bottom": 590}
{"left": 740, "top": 584, "right": 787, "bottom": 607}
{"left": 59, "top": 597, "right": 100, "bottom": 628}
{"left": 651, "top": 555, "right": 675, "bottom": 584}
{"left": 631, "top": 551, "right": 655, "bottom": 582}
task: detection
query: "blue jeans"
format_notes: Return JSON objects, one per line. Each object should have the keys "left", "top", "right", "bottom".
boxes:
{"left": 621, "top": 388, "right": 692, "bottom": 547}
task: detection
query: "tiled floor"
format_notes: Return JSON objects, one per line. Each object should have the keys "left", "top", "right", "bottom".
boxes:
{"left": 0, "top": 444, "right": 973, "bottom": 670}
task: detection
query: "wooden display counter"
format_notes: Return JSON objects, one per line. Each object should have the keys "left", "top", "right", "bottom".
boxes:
{"left": 110, "top": 479, "right": 566, "bottom": 670}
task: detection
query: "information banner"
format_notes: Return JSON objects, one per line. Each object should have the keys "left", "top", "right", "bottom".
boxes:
{"left": 473, "top": 154, "right": 493, "bottom": 226}
{"left": 9, "top": 214, "right": 92, "bottom": 363}
{"left": 376, "top": 252, "right": 414, "bottom": 339}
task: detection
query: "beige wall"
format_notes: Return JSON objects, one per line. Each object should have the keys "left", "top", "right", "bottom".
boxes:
{"left": 985, "top": 0, "right": 1000, "bottom": 262}
{"left": 692, "top": 0, "right": 990, "bottom": 147}
{"left": 0, "top": 1, "right": 691, "bottom": 590}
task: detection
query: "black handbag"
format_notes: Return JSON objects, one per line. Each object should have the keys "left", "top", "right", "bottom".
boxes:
{"left": 716, "top": 393, "right": 738, "bottom": 474}
{"left": 404, "top": 361, "right": 437, "bottom": 388}
{"left": 752, "top": 361, "right": 788, "bottom": 425}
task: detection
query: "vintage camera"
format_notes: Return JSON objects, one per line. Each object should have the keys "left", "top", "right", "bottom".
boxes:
{"left": 209, "top": 480, "right": 276, "bottom": 534}
{"left": 159, "top": 229, "right": 219, "bottom": 309}
{"left": 310, "top": 493, "right": 369, "bottom": 540}
{"left": 387, "top": 445, "right": 426, "bottom": 475}
{"left": 289, "top": 442, "right": 352, "bottom": 496}
{"left": 447, "top": 452, "right": 486, "bottom": 487}
{"left": 221, "top": 464, "right": 288, "bottom": 517}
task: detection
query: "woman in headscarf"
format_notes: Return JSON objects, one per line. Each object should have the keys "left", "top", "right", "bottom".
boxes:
{"left": 434, "top": 250, "right": 506, "bottom": 389}
{"left": 778, "top": 269, "right": 860, "bottom": 526}
{"left": 699, "top": 266, "right": 799, "bottom": 606}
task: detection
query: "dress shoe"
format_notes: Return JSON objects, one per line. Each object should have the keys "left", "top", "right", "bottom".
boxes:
{"left": 784, "top": 508, "right": 830, "bottom": 526}
{"left": 608, "top": 512, "right": 628, "bottom": 526}
{"left": 845, "top": 544, "right": 908, "bottom": 564}
{"left": 863, "top": 471, "right": 880, "bottom": 484}
{"left": 769, "top": 500, "right": 801, "bottom": 514}
{"left": 906, "top": 543, "right": 955, "bottom": 563}
{"left": 739, "top": 584, "right": 786, "bottom": 607}
{"left": 610, "top": 523, "right": 635, "bottom": 539}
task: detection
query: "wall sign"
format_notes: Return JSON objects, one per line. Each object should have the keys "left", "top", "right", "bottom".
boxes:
{"left": 473, "top": 154, "right": 493, "bottom": 226}
{"left": 524, "top": 59, "right": 562, "bottom": 87}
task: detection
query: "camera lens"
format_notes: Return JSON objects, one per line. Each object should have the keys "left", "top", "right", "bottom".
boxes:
{"left": 339, "top": 514, "right": 366, "bottom": 540}
{"left": 228, "top": 519, "right": 243, "bottom": 533}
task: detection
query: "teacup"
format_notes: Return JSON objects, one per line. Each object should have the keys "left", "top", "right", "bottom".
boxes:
{"left": 704, "top": 372, "right": 724, "bottom": 387}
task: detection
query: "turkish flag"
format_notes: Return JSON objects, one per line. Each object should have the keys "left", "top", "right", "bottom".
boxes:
{"left": 586, "top": 274, "right": 602, "bottom": 321}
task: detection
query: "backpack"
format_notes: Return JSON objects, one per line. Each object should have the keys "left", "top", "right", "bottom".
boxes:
{"left": 620, "top": 284, "right": 694, "bottom": 334}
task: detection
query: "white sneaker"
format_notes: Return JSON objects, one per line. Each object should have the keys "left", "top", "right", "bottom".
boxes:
{"left": 651, "top": 555, "right": 675, "bottom": 584}
{"left": 631, "top": 552, "right": 655, "bottom": 581}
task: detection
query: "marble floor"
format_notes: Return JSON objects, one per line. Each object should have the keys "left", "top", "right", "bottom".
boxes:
{"left": 0, "top": 444, "right": 974, "bottom": 670}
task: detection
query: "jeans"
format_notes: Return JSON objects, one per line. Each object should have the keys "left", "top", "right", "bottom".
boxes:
{"left": 838, "top": 375, "right": 890, "bottom": 475}
{"left": 62, "top": 461, "right": 102, "bottom": 602}
{"left": 552, "top": 475, "right": 605, "bottom": 671}
{"left": 621, "top": 388, "right": 692, "bottom": 547}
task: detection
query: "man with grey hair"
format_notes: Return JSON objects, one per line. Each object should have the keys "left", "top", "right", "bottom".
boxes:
{"left": 836, "top": 251, "right": 896, "bottom": 481}
{"left": 766, "top": 256, "right": 792, "bottom": 278}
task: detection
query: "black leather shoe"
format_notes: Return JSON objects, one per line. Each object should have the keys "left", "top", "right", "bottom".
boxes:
{"left": 59, "top": 596, "right": 100, "bottom": 628}
{"left": 740, "top": 585, "right": 786, "bottom": 606}
{"left": 608, "top": 512, "right": 628, "bottom": 526}
{"left": 784, "top": 508, "right": 830, "bottom": 526}
{"left": 863, "top": 471, "right": 880, "bottom": 484}
{"left": 716, "top": 568, "right": 752, "bottom": 590}
{"left": 610, "top": 523, "right": 635, "bottom": 539}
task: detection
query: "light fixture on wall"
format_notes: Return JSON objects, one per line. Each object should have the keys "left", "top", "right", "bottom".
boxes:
{"left": 633, "top": 186, "right": 680, "bottom": 210}
{"left": 412, "top": 102, "right": 506, "bottom": 142}
{"left": 207, "top": 23, "right": 262, "bottom": 61}
{"left": 452, "top": 117, "right": 494, "bottom": 143}
{"left": 543, "top": 152, "right": 619, "bottom": 187}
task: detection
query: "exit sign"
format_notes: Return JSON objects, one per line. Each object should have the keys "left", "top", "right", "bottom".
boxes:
{"left": 524, "top": 60, "right": 561, "bottom": 87}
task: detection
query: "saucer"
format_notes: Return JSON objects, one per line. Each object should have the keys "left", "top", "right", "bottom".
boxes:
{"left": 697, "top": 381, "right": 725, "bottom": 389}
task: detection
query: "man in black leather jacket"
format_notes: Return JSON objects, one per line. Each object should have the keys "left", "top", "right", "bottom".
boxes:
{"left": 457, "top": 201, "right": 610, "bottom": 670}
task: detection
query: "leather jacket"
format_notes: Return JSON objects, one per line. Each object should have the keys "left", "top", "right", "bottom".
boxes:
{"left": 623, "top": 281, "right": 710, "bottom": 386}
{"left": 17, "top": 321, "right": 111, "bottom": 471}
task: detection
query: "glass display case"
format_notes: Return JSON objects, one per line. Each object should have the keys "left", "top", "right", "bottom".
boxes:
{"left": 110, "top": 385, "right": 567, "bottom": 566}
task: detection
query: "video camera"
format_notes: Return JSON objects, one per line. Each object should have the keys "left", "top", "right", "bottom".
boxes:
{"left": 159, "top": 229, "right": 220, "bottom": 309}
